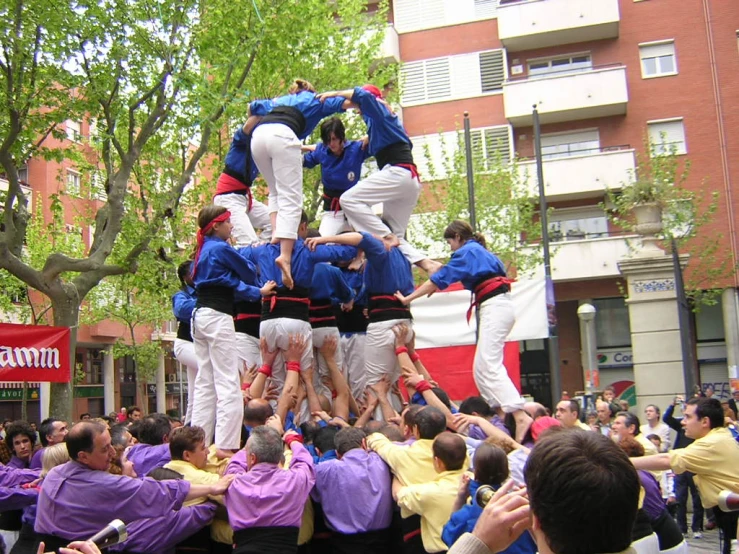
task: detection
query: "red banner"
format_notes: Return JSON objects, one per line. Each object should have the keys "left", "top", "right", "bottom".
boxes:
{"left": 0, "top": 323, "right": 71, "bottom": 383}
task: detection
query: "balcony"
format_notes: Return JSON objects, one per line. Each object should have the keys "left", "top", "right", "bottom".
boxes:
{"left": 503, "top": 65, "right": 628, "bottom": 127}
{"left": 363, "top": 24, "right": 400, "bottom": 66}
{"left": 519, "top": 146, "right": 635, "bottom": 201}
{"left": 498, "top": 0, "right": 620, "bottom": 52}
{"left": 525, "top": 234, "right": 636, "bottom": 282}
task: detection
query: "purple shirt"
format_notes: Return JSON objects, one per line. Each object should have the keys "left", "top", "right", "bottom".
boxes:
{"left": 468, "top": 416, "right": 510, "bottom": 441}
{"left": 0, "top": 485, "right": 38, "bottom": 510}
{"left": 638, "top": 470, "right": 667, "bottom": 520}
{"left": 7, "top": 455, "right": 29, "bottom": 469}
{"left": 224, "top": 443, "right": 315, "bottom": 530}
{"left": 111, "top": 502, "right": 216, "bottom": 554}
{"left": 0, "top": 464, "right": 39, "bottom": 487}
{"left": 30, "top": 447, "right": 45, "bottom": 470}
{"left": 35, "top": 461, "right": 191, "bottom": 540}
{"left": 311, "top": 449, "right": 393, "bottom": 534}
{"left": 127, "top": 443, "right": 172, "bottom": 477}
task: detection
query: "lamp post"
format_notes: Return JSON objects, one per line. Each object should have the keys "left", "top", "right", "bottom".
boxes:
{"left": 577, "top": 303, "right": 598, "bottom": 414}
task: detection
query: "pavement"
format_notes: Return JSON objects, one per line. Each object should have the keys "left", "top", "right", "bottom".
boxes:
{"left": 685, "top": 527, "right": 725, "bottom": 553}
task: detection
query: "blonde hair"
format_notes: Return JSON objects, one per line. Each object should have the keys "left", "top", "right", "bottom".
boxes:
{"left": 288, "top": 79, "right": 315, "bottom": 94}
{"left": 41, "top": 443, "right": 70, "bottom": 477}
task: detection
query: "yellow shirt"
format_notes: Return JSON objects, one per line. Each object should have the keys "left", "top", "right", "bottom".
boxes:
{"left": 366, "top": 434, "right": 437, "bottom": 486}
{"left": 669, "top": 427, "right": 739, "bottom": 507}
{"left": 163, "top": 459, "right": 232, "bottom": 544}
{"left": 576, "top": 421, "right": 592, "bottom": 431}
{"left": 397, "top": 469, "right": 465, "bottom": 553}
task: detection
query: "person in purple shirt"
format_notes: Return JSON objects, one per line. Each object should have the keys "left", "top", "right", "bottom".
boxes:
{"left": 312, "top": 427, "right": 393, "bottom": 553}
{"left": 0, "top": 485, "right": 37, "bottom": 511}
{"left": 225, "top": 424, "right": 316, "bottom": 554}
{"left": 34, "top": 421, "right": 233, "bottom": 551}
{"left": 29, "top": 418, "right": 68, "bottom": 470}
{"left": 0, "top": 464, "right": 38, "bottom": 488}
{"left": 4, "top": 421, "right": 36, "bottom": 469}
{"left": 458, "top": 397, "right": 511, "bottom": 440}
{"left": 125, "top": 414, "right": 172, "bottom": 477}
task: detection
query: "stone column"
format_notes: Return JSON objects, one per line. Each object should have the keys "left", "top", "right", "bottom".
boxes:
{"left": 156, "top": 352, "right": 166, "bottom": 413}
{"left": 39, "top": 382, "right": 50, "bottom": 420}
{"left": 722, "top": 288, "right": 739, "bottom": 388}
{"left": 103, "top": 350, "right": 115, "bottom": 415}
{"left": 617, "top": 253, "right": 689, "bottom": 416}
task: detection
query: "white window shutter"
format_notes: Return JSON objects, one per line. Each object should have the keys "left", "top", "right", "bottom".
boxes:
{"left": 425, "top": 58, "right": 452, "bottom": 101}
{"left": 445, "top": 0, "right": 476, "bottom": 26}
{"left": 401, "top": 61, "right": 427, "bottom": 105}
{"left": 393, "top": 0, "right": 422, "bottom": 33}
{"left": 640, "top": 42, "right": 675, "bottom": 59}
{"left": 479, "top": 50, "right": 505, "bottom": 92}
{"left": 484, "top": 126, "right": 511, "bottom": 163}
{"left": 451, "top": 53, "right": 482, "bottom": 99}
{"left": 474, "top": 0, "right": 498, "bottom": 19}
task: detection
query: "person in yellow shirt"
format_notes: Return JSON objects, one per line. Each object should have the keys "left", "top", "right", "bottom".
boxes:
{"left": 554, "top": 400, "right": 591, "bottom": 431}
{"left": 632, "top": 397, "right": 739, "bottom": 554}
{"left": 395, "top": 432, "right": 468, "bottom": 553}
{"left": 164, "top": 426, "right": 233, "bottom": 549}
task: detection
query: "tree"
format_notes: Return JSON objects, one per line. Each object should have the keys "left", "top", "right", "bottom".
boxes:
{"left": 0, "top": 0, "right": 392, "bottom": 421}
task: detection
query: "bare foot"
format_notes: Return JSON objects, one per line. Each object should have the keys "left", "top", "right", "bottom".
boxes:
{"left": 215, "top": 448, "right": 237, "bottom": 460}
{"left": 276, "top": 255, "right": 294, "bottom": 289}
{"left": 514, "top": 411, "right": 533, "bottom": 444}
{"left": 381, "top": 233, "right": 400, "bottom": 251}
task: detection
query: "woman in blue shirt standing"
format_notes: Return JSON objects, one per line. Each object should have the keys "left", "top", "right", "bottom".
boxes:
{"left": 303, "top": 117, "right": 369, "bottom": 236}
{"left": 395, "top": 220, "right": 532, "bottom": 443}
{"left": 248, "top": 79, "right": 349, "bottom": 289}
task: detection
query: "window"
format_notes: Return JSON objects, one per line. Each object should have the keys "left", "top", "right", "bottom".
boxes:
{"left": 393, "top": 0, "right": 498, "bottom": 34}
{"left": 65, "top": 120, "right": 81, "bottom": 142}
{"left": 639, "top": 41, "right": 677, "bottom": 78}
{"left": 541, "top": 129, "right": 600, "bottom": 159}
{"left": 66, "top": 170, "right": 81, "bottom": 196}
{"left": 695, "top": 303, "right": 725, "bottom": 342}
{"left": 593, "top": 298, "right": 632, "bottom": 348}
{"left": 648, "top": 118, "right": 686, "bottom": 155}
{"left": 471, "top": 126, "right": 511, "bottom": 169}
{"left": 548, "top": 207, "right": 608, "bottom": 242}
{"left": 528, "top": 54, "right": 592, "bottom": 78}
{"left": 84, "top": 349, "right": 104, "bottom": 385}
{"left": 401, "top": 49, "right": 505, "bottom": 106}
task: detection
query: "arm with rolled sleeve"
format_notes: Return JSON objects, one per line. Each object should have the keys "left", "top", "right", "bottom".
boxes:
{"left": 430, "top": 251, "right": 473, "bottom": 290}
{"left": 668, "top": 440, "right": 712, "bottom": 475}
{"left": 235, "top": 283, "right": 263, "bottom": 303}
{"left": 303, "top": 146, "right": 322, "bottom": 169}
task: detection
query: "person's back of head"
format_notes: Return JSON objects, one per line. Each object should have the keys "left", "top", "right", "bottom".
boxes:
{"left": 244, "top": 399, "right": 274, "bottom": 427}
{"left": 41, "top": 443, "right": 70, "bottom": 477}
{"left": 247, "top": 426, "right": 284, "bottom": 466}
{"left": 402, "top": 404, "right": 424, "bottom": 438}
{"left": 432, "top": 432, "right": 466, "bottom": 472}
{"left": 138, "top": 414, "right": 172, "bottom": 446}
{"left": 379, "top": 424, "right": 404, "bottom": 442}
{"left": 459, "top": 396, "right": 492, "bottom": 418}
{"left": 617, "top": 436, "right": 645, "bottom": 458}
{"left": 415, "top": 406, "right": 447, "bottom": 440}
{"left": 473, "top": 443, "right": 508, "bottom": 486}
{"left": 524, "top": 428, "right": 640, "bottom": 554}
{"left": 38, "top": 417, "right": 60, "bottom": 447}
{"left": 300, "top": 421, "right": 322, "bottom": 444}
{"left": 314, "top": 426, "right": 339, "bottom": 456}
{"left": 363, "top": 420, "right": 385, "bottom": 436}
{"left": 335, "top": 427, "right": 366, "bottom": 456}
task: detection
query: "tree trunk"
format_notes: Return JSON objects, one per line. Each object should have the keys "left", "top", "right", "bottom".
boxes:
{"left": 50, "top": 295, "right": 80, "bottom": 422}
{"left": 21, "top": 381, "right": 28, "bottom": 421}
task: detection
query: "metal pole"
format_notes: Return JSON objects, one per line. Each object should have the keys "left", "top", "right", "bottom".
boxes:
{"left": 578, "top": 303, "right": 598, "bottom": 415}
{"left": 672, "top": 238, "right": 699, "bottom": 397}
{"left": 463, "top": 111, "right": 477, "bottom": 231}
{"left": 533, "top": 106, "right": 562, "bottom": 406}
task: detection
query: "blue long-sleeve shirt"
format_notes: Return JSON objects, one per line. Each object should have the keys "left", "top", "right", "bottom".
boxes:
{"left": 359, "top": 232, "right": 414, "bottom": 296}
{"left": 340, "top": 266, "right": 367, "bottom": 306}
{"left": 224, "top": 127, "right": 260, "bottom": 181}
{"left": 172, "top": 287, "right": 196, "bottom": 323}
{"left": 351, "top": 87, "right": 411, "bottom": 157}
{"left": 249, "top": 91, "right": 346, "bottom": 140}
{"left": 303, "top": 141, "right": 369, "bottom": 193}
{"left": 430, "top": 240, "right": 506, "bottom": 291}
{"left": 311, "top": 263, "right": 353, "bottom": 304}
{"left": 239, "top": 240, "right": 357, "bottom": 290}
{"left": 192, "top": 236, "right": 258, "bottom": 296}
{"left": 442, "top": 480, "right": 537, "bottom": 554}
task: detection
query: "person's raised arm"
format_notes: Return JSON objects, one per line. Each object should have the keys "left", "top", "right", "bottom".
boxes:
{"left": 300, "top": 363, "right": 324, "bottom": 418}
{"left": 405, "top": 373, "right": 456, "bottom": 429}
{"left": 354, "top": 391, "right": 379, "bottom": 428}
{"left": 319, "top": 336, "right": 350, "bottom": 421}
{"left": 630, "top": 454, "right": 672, "bottom": 472}
{"left": 369, "top": 377, "right": 399, "bottom": 422}
{"left": 185, "top": 474, "right": 235, "bottom": 502}
{"left": 280, "top": 334, "right": 307, "bottom": 421}
{"left": 395, "top": 279, "right": 439, "bottom": 306}
{"left": 306, "top": 232, "right": 363, "bottom": 250}
{"left": 250, "top": 338, "right": 278, "bottom": 399}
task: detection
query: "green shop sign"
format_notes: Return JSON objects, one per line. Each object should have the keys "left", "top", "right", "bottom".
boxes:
{"left": 74, "top": 386, "right": 105, "bottom": 398}
{"left": 0, "top": 388, "right": 40, "bottom": 401}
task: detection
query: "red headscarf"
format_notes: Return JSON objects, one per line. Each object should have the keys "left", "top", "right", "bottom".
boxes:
{"left": 362, "top": 84, "right": 383, "bottom": 99}
{"left": 191, "top": 210, "right": 231, "bottom": 279}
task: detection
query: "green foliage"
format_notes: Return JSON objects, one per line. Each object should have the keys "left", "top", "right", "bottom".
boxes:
{"left": 413, "top": 129, "right": 543, "bottom": 275}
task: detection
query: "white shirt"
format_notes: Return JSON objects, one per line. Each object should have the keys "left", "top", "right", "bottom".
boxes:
{"left": 640, "top": 421, "right": 672, "bottom": 451}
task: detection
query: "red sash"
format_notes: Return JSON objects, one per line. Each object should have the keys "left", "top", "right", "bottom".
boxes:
{"left": 466, "top": 277, "right": 515, "bottom": 323}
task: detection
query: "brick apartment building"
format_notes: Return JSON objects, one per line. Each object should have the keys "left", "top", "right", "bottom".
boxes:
{"left": 375, "top": 0, "right": 739, "bottom": 406}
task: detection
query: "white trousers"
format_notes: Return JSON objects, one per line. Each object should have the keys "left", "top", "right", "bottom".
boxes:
{"left": 191, "top": 307, "right": 243, "bottom": 449}
{"left": 213, "top": 192, "right": 272, "bottom": 247}
{"left": 474, "top": 293, "right": 525, "bottom": 413}
{"left": 173, "top": 338, "right": 198, "bottom": 425}
{"left": 340, "top": 165, "right": 424, "bottom": 264}
{"left": 235, "top": 332, "right": 261, "bottom": 373}
{"left": 251, "top": 124, "right": 302, "bottom": 240}
{"left": 259, "top": 318, "right": 313, "bottom": 391}
{"left": 318, "top": 209, "right": 351, "bottom": 236}
{"left": 365, "top": 319, "right": 412, "bottom": 414}
{"left": 341, "top": 333, "right": 367, "bottom": 399}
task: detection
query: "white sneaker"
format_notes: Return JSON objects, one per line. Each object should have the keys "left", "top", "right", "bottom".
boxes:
{"left": 693, "top": 532, "right": 702, "bottom": 539}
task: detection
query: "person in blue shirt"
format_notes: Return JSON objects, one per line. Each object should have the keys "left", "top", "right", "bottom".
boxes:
{"left": 335, "top": 262, "right": 370, "bottom": 401}
{"left": 442, "top": 442, "right": 537, "bottom": 554}
{"left": 213, "top": 124, "right": 271, "bottom": 247}
{"left": 248, "top": 79, "right": 351, "bottom": 290}
{"left": 172, "top": 261, "right": 198, "bottom": 425}
{"left": 316, "top": 85, "right": 439, "bottom": 275}
{"left": 189, "top": 205, "right": 260, "bottom": 457}
{"left": 303, "top": 117, "right": 370, "bottom": 236}
{"left": 306, "top": 230, "right": 415, "bottom": 416}
{"left": 238, "top": 210, "right": 357, "bottom": 397}
{"left": 395, "top": 220, "right": 532, "bottom": 444}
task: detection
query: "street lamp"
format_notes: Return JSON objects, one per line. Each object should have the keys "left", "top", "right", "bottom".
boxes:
{"left": 577, "top": 303, "right": 598, "bottom": 414}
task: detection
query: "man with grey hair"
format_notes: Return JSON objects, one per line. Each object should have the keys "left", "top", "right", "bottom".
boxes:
{"left": 224, "top": 420, "right": 315, "bottom": 554}
{"left": 312, "top": 427, "right": 393, "bottom": 552}
{"left": 611, "top": 411, "right": 658, "bottom": 455}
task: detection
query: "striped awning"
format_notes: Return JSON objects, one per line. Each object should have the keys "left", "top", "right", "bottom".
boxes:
{"left": 0, "top": 382, "right": 42, "bottom": 389}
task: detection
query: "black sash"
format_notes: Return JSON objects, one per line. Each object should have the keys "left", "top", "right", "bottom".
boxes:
{"left": 368, "top": 295, "right": 411, "bottom": 324}
{"left": 176, "top": 320, "right": 192, "bottom": 342}
{"left": 260, "top": 106, "right": 306, "bottom": 139}
{"left": 234, "top": 301, "right": 262, "bottom": 338}
{"left": 335, "top": 304, "right": 369, "bottom": 334}
{"left": 233, "top": 526, "right": 299, "bottom": 554}
{"left": 376, "top": 142, "right": 413, "bottom": 170}
{"left": 309, "top": 300, "right": 337, "bottom": 329}
{"left": 331, "top": 528, "right": 391, "bottom": 554}
{"left": 261, "top": 286, "right": 310, "bottom": 323}
{"left": 195, "top": 286, "right": 234, "bottom": 316}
